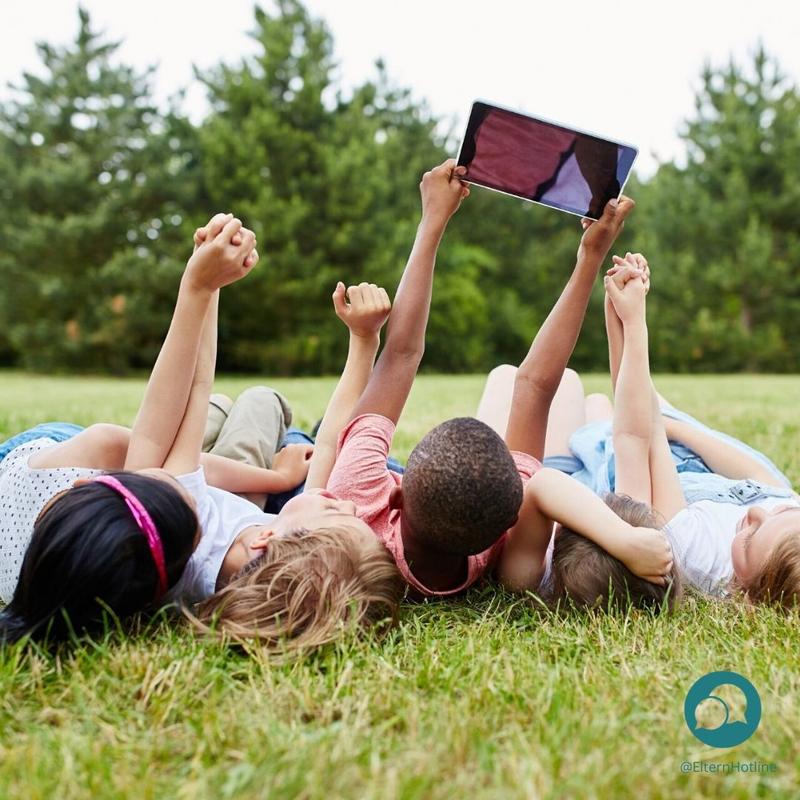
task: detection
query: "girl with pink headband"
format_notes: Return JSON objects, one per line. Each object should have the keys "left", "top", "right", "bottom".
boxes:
{"left": 1, "top": 205, "right": 405, "bottom": 655}
{"left": 0, "top": 213, "right": 259, "bottom": 642}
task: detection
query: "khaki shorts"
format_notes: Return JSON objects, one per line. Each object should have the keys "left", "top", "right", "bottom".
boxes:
{"left": 203, "top": 387, "right": 293, "bottom": 507}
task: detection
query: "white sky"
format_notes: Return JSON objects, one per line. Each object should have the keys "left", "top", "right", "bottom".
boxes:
{"left": 2, "top": 0, "right": 799, "bottom": 176}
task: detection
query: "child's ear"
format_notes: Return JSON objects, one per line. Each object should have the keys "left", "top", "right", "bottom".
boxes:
{"left": 388, "top": 486, "right": 404, "bottom": 511}
{"left": 250, "top": 529, "right": 275, "bottom": 552}
{"left": 72, "top": 478, "right": 92, "bottom": 488}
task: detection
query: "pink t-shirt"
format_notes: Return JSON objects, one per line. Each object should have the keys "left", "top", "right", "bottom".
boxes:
{"left": 327, "top": 414, "right": 541, "bottom": 598}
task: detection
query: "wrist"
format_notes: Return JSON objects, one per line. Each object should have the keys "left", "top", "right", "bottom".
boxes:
{"left": 576, "top": 242, "right": 606, "bottom": 270}
{"left": 349, "top": 331, "right": 381, "bottom": 348}
{"left": 621, "top": 315, "right": 647, "bottom": 332}
{"left": 601, "top": 524, "right": 631, "bottom": 561}
{"left": 269, "top": 469, "right": 293, "bottom": 493}
{"left": 179, "top": 273, "right": 215, "bottom": 300}
{"left": 417, "top": 214, "right": 448, "bottom": 240}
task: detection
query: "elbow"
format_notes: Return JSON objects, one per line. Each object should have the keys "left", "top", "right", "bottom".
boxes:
{"left": 515, "top": 366, "right": 580, "bottom": 400}
{"left": 513, "top": 370, "right": 559, "bottom": 405}
{"left": 526, "top": 467, "right": 558, "bottom": 496}
{"left": 383, "top": 340, "right": 424, "bottom": 365}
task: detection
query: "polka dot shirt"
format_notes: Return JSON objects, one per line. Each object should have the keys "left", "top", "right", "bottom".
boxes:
{"left": 0, "top": 438, "right": 100, "bottom": 604}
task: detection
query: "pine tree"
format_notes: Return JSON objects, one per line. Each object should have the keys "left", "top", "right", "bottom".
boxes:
{"left": 0, "top": 7, "right": 200, "bottom": 371}
{"left": 196, "top": 0, "right": 471, "bottom": 373}
{"left": 639, "top": 47, "right": 800, "bottom": 371}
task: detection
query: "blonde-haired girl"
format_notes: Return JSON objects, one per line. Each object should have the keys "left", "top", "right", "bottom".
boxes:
{"left": 190, "top": 280, "right": 404, "bottom": 655}
{"left": 553, "top": 253, "right": 800, "bottom": 609}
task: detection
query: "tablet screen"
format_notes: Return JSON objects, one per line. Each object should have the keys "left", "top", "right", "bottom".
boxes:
{"left": 457, "top": 102, "right": 638, "bottom": 219}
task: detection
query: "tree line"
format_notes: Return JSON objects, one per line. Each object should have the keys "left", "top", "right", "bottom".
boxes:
{"left": 1, "top": 2, "right": 798, "bottom": 375}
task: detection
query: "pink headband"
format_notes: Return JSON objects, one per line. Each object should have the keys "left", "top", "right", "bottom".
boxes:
{"left": 91, "top": 475, "right": 168, "bottom": 599}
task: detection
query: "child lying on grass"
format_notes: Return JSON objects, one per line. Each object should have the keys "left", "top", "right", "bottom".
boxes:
{"left": 193, "top": 279, "right": 404, "bottom": 653}
{"left": 0, "top": 215, "right": 402, "bottom": 653}
{"left": 325, "top": 163, "right": 672, "bottom": 598}
{"left": 0, "top": 212, "right": 258, "bottom": 640}
{"left": 550, "top": 254, "right": 800, "bottom": 610}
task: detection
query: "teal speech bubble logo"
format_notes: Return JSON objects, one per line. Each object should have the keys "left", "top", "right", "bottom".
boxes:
{"left": 684, "top": 671, "right": 761, "bottom": 748}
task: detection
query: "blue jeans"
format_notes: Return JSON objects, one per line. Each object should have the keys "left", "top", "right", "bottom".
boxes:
{"left": 263, "top": 428, "right": 405, "bottom": 514}
{"left": 541, "top": 404, "right": 791, "bottom": 504}
{"left": 0, "top": 422, "right": 84, "bottom": 464}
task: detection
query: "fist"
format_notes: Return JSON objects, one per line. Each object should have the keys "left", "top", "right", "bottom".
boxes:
{"left": 332, "top": 281, "right": 391, "bottom": 339}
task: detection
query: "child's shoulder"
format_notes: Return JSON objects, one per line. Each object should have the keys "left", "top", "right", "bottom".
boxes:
{"left": 348, "top": 412, "right": 396, "bottom": 430}
{"left": 508, "top": 449, "right": 543, "bottom": 482}
{"left": 338, "top": 413, "right": 397, "bottom": 451}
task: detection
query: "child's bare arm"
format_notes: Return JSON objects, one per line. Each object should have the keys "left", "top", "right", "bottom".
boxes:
{"left": 606, "top": 253, "right": 650, "bottom": 392}
{"left": 662, "top": 416, "right": 784, "bottom": 488}
{"left": 604, "top": 265, "right": 652, "bottom": 504}
{"left": 29, "top": 424, "right": 131, "bottom": 470}
{"left": 124, "top": 221, "right": 225, "bottom": 471}
{"left": 606, "top": 254, "right": 685, "bottom": 519}
{"left": 305, "top": 282, "right": 391, "bottom": 490}
{"left": 159, "top": 220, "right": 258, "bottom": 475}
{"left": 504, "top": 197, "right": 635, "bottom": 460}
{"left": 496, "top": 481, "right": 555, "bottom": 592}
{"left": 200, "top": 449, "right": 311, "bottom": 494}
{"left": 163, "top": 223, "right": 257, "bottom": 476}
{"left": 605, "top": 292, "right": 624, "bottom": 394}
{"left": 648, "top": 387, "right": 687, "bottom": 520}
{"left": 499, "top": 469, "right": 673, "bottom": 589}
{"left": 349, "top": 160, "right": 469, "bottom": 424}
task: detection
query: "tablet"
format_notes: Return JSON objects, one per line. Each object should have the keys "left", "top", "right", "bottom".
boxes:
{"left": 456, "top": 101, "right": 638, "bottom": 220}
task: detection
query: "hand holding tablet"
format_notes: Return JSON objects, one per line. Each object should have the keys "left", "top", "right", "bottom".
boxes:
{"left": 456, "top": 101, "right": 638, "bottom": 220}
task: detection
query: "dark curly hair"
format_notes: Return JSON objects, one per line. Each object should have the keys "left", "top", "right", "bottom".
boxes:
{"left": 401, "top": 417, "right": 523, "bottom": 556}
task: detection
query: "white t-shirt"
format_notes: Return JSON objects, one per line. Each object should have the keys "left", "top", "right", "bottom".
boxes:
{"left": 664, "top": 495, "right": 800, "bottom": 595}
{"left": 166, "top": 467, "right": 276, "bottom": 606}
{"left": 0, "top": 438, "right": 100, "bottom": 604}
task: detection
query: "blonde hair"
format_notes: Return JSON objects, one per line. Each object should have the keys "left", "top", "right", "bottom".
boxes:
{"left": 742, "top": 529, "right": 800, "bottom": 610}
{"left": 551, "top": 493, "right": 683, "bottom": 612}
{"left": 191, "top": 526, "right": 404, "bottom": 658}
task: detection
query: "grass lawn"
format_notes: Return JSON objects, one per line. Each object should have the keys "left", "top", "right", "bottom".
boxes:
{"left": 0, "top": 371, "right": 798, "bottom": 799}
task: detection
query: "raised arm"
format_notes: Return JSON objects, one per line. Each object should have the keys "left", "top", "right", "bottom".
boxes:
{"left": 647, "top": 385, "right": 688, "bottom": 520}
{"left": 125, "top": 213, "right": 253, "bottom": 471}
{"left": 305, "top": 281, "right": 391, "bottom": 490}
{"left": 349, "top": 159, "right": 469, "bottom": 424}
{"left": 604, "top": 265, "right": 652, "bottom": 503}
{"left": 160, "top": 289, "right": 219, "bottom": 477}
{"left": 606, "top": 253, "right": 650, "bottom": 392}
{"left": 605, "top": 292, "right": 624, "bottom": 393}
{"left": 504, "top": 196, "right": 635, "bottom": 460}
{"left": 162, "top": 220, "right": 257, "bottom": 476}
{"left": 607, "top": 255, "right": 686, "bottom": 519}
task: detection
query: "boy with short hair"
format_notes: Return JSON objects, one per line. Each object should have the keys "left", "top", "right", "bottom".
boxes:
{"left": 327, "top": 159, "right": 635, "bottom": 595}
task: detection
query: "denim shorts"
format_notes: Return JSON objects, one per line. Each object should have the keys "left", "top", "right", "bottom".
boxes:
{"left": 542, "top": 403, "right": 791, "bottom": 503}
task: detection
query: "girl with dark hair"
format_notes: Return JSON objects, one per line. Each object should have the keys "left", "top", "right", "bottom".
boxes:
{"left": 0, "top": 213, "right": 260, "bottom": 642}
